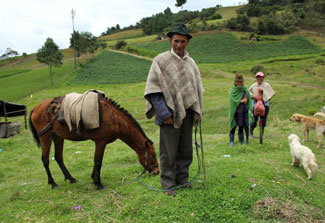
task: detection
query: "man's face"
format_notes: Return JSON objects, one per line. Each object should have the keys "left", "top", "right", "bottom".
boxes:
{"left": 170, "top": 34, "right": 189, "bottom": 57}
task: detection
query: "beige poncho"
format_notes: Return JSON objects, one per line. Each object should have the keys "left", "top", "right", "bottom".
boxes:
{"left": 144, "top": 51, "right": 203, "bottom": 128}
{"left": 249, "top": 82, "right": 275, "bottom": 102}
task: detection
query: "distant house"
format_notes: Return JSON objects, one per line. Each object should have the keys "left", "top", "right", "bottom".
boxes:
{"left": 0, "top": 55, "right": 9, "bottom": 61}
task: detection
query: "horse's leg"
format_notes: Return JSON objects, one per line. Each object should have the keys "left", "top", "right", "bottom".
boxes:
{"left": 53, "top": 134, "right": 77, "bottom": 184}
{"left": 40, "top": 136, "right": 58, "bottom": 189}
{"left": 92, "top": 141, "right": 106, "bottom": 190}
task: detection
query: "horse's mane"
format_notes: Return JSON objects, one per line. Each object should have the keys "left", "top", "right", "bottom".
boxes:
{"left": 103, "top": 97, "right": 153, "bottom": 144}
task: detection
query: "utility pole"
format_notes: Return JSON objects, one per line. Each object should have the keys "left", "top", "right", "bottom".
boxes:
{"left": 71, "top": 9, "right": 77, "bottom": 71}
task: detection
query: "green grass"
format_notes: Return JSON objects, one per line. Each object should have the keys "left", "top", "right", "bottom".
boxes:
{"left": 105, "top": 35, "right": 157, "bottom": 47}
{"left": 0, "top": 61, "right": 74, "bottom": 101}
{"left": 0, "top": 69, "right": 30, "bottom": 78}
{"left": 0, "top": 72, "right": 324, "bottom": 222}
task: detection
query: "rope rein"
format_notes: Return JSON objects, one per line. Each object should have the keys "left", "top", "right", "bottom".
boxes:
{"left": 136, "top": 122, "right": 206, "bottom": 192}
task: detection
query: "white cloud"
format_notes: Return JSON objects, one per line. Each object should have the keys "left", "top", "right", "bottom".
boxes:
{"left": 0, "top": 0, "right": 245, "bottom": 55}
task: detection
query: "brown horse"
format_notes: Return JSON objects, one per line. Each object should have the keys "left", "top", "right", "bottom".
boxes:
{"left": 29, "top": 96, "right": 159, "bottom": 190}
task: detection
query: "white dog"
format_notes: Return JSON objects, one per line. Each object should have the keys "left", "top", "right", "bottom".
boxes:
{"left": 288, "top": 134, "right": 318, "bottom": 180}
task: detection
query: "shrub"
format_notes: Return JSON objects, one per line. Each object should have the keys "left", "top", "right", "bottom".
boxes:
{"left": 115, "top": 40, "right": 127, "bottom": 49}
{"left": 251, "top": 64, "right": 265, "bottom": 74}
{"left": 315, "top": 58, "right": 325, "bottom": 64}
{"left": 226, "top": 15, "right": 251, "bottom": 31}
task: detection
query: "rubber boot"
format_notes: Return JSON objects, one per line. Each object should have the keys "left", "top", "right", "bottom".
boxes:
{"left": 229, "top": 133, "right": 235, "bottom": 147}
{"left": 238, "top": 132, "right": 246, "bottom": 144}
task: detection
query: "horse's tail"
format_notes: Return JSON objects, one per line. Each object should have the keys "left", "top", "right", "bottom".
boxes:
{"left": 29, "top": 109, "right": 41, "bottom": 147}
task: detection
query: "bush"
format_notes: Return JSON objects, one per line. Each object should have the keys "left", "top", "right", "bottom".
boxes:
{"left": 251, "top": 64, "right": 265, "bottom": 74}
{"left": 315, "top": 58, "right": 325, "bottom": 64}
{"left": 115, "top": 40, "right": 127, "bottom": 49}
{"left": 226, "top": 14, "right": 251, "bottom": 31}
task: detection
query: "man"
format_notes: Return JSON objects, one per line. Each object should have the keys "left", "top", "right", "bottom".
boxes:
{"left": 144, "top": 24, "right": 203, "bottom": 196}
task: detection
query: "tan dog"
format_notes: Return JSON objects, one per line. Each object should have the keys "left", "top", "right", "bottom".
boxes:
{"left": 288, "top": 134, "right": 317, "bottom": 180}
{"left": 290, "top": 113, "right": 325, "bottom": 148}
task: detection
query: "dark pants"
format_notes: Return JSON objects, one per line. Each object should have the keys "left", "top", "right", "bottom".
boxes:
{"left": 251, "top": 106, "right": 270, "bottom": 129}
{"left": 230, "top": 111, "right": 249, "bottom": 141}
{"left": 159, "top": 110, "right": 193, "bottom": 190}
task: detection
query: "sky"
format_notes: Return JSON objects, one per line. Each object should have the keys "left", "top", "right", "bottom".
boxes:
{"left": 0, "top": 0, "right": 246, "bottom": 55}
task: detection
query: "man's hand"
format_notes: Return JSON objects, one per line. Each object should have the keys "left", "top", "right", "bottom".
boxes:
{"left": 163, "top": 117, "right": 173, "bottom": 125}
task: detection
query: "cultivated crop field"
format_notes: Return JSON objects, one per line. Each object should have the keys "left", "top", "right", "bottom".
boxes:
{"left": 132, "top": 32, "right": 323, "bottom": 63}
{"left": 71, "top": 50, "right": 152, "bottom": 84}
{"left": 0, "top": 29, "right": 325, "bottom": 222}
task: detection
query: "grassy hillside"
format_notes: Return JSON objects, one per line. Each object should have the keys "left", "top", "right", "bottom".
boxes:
{"left": 99, "top": 29, "right": 144, "bottom": 41}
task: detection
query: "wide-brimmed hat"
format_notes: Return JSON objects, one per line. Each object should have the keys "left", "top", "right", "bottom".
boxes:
{"left": 167, "top": 24, "right": 192, "bottom": 39}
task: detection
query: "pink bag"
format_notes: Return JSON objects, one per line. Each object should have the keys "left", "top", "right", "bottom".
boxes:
{"left": 254, "top": 88, "right": 265, "bottom": 116}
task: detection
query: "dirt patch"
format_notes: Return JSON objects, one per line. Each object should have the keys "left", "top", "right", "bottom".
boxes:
{"left": 253, "top": 197, "right": 325, "bottom": 222}
{"left": 253, "top": 197, "right": 299, "bottom": 222}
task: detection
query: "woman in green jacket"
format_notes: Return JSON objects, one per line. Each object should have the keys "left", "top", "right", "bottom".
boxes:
{"left": 228, "top": 74, "right": 252, "bottom": 146}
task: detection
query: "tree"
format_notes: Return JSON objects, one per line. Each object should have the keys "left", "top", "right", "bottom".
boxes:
{"left": 175, "top": 0, "right": 187, "bottom": 9}
{"left": 70, "top": 31, "right": 105, "bottom": 62}
{"left": 36, "top": 38, "right": 63, "bottom": 86}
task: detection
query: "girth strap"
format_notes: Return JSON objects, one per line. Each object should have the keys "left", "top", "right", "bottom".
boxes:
{"left": 38, "top": 112, "right": 59, "bottom": 137}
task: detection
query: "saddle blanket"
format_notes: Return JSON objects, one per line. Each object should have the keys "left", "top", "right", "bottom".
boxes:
{"left": 62, "top": 90, "right": 105, "bottom": 132}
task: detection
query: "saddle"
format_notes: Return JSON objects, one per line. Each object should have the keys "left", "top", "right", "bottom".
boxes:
{"left": 38, "top": 91, "right": 105, "bottom": 137}
{"left": 48, "top": 96, "right": 66, "bottom": 125}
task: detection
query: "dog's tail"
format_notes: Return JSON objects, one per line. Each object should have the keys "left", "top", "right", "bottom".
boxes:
{"left": 314, "top": 112, "right": 325, "bottom": 123}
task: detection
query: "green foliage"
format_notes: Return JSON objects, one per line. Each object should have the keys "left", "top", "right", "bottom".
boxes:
{"left": 239, "top": 0, "right": 325, "bottom": 32}
{"left": 250, "top": 64, "right": 265, "bottom": 74}
{"left": 71, "top": 50, "right": 152, "bottom": 84}
{"left": 115, "top": 40, "right": 127, "bottom": 49}
{"left": 36, "top": 38, "right": 63, "bottom": 86}
{"left": 199, "top": 7, "right": 217, "bottom": 20}
{"left": 36, "top": 38, "right": 63, "bottom": 66}
{"left": 227, "top": 14, "right": 251, "bottom": 31}
{"left": 175, "top": 0, "right": 187, "bottom": 7}
{"left": 70, "top": 31, "right": 102, "bottom": 57}
{"left": 315, "top": 58, "right": 325, "bottom": 64}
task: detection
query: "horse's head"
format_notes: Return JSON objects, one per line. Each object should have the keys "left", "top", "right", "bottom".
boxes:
{"left": 140, "top": 140, "right": 159, "bottom": 175}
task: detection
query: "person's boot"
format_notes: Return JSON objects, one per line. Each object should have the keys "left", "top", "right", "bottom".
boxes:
{"left": 249, "top": 126, "right": 254, "bottom": 139}
{"left": 238, "top": 132, "right": 246, "bottom": 144}
{"left": 229, "top": 133, "right": 235, "bottom": 147}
